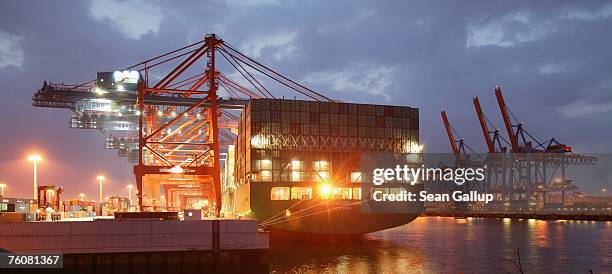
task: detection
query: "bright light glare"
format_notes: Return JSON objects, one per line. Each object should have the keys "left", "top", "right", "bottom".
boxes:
{"left": 170, "top": 166, "right": 184, "bottom": 174}
{"left": 117, "top": 84, "right": 125, "bottom": 91}
{"left": 319, "top": 183, "right": 332, "bottom": 199}
{"left": 94, "top": 87, "right": 106, "bottom": 94}
{"left": 405, "top": 142, "right": 423, "bottom": 153}
{"left": 97, "top": 175, "right": 106, "bottom": 181}
{"left": 28, "top": 154, "right": 42, "bottom": 162}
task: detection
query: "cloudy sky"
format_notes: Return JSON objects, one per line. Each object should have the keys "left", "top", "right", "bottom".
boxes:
{"left": 0, "top": 0, "right": 611, "bottom": 199}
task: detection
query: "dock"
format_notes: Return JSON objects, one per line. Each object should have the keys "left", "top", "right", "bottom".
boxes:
{"left": 0, "top": 219, "right": 269, "bottom": 273}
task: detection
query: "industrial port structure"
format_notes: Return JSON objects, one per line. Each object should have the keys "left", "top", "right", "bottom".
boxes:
{"left": 440, "top": 87, "right": 599, "bottom": 211}
{"left": 30, "top": 33, "right": 608, "bottom": 221}
{"left": 32, "top": 34, "right": 336, "bottom": 216}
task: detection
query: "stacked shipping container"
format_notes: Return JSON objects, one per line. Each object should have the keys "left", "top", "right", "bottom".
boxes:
{"left": 232, "top": 99, "right": 419, "bottom": 188}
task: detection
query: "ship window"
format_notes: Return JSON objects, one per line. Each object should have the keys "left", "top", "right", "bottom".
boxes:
{"left": 260, "top": 159, "right": 272, "bottom": 170}
{"left": 291, "top": 187, "right": 312, "bottom": 200}
{"left": 313, "top": 160, "right": 330, "bottom": 171}
{"left": 261, "top": 170, "right": 272, "bottom": 182}
{"left": 316, "top": 171, "right": 331, "bottom": 182}
{"left": 291, "top": 160, "right": 303, "bottom": 170}
{"left": 291, "top": 171, "right": 307, "bottom": 182}
{"left": 351, "top": 187, "right": 361, "bottom": 200}
{"left": 271, "top": 187, "right": 289, "bottom": 200}
{"left": 351, "top": 172, "right": 363, "bottom": 183}
{"left": 332, "top": 187, "right": 351, "bottom": 200}
{"left": 254, "top": 160, "right": 272, "bottom": 171}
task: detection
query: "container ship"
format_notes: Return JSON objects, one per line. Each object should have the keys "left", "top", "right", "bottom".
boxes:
{"left": 221, "top": 98, "right": 424, "bottom": 235}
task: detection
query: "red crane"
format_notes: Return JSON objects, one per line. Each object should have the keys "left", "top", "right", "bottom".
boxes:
{"left": 495, "top": 86, "right": 520, "bottom": 153}
{"left": 494, "top": 86, "right": 572, "bottom": 153}
{"left": 441, "top": 109, "right": 460, "bottom": 161}
{"left": 441, "top": 109, "right": 468, "bottom": 162}
{"left": 473, "top": 96, "right": 494, "bottom": 153}
{"left": 473, "top": 96, "right": 507, "bottom": 153}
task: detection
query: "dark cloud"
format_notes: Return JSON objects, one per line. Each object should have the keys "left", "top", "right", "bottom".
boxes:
{"left": 0, "top": 0, "right": 611, "bottom": 198}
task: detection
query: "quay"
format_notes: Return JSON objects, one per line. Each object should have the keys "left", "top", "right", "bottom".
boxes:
{"left": 424, "top": 210, "right": 612, "bottom": 221}
{"left": 0, "top": 218, "right": 269, "bottom": 273}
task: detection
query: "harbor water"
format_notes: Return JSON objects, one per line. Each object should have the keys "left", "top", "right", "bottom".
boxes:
{"left": 269, "top": 217, "right": 611, "bottom": 273}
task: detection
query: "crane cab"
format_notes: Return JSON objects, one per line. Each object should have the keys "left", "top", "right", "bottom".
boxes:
{"left": 95, "top": 71, "right": 141, "bottom": 94}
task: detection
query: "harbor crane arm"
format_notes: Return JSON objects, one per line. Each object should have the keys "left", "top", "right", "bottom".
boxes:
{"left": 473, "top": 96, "right": 495, "bottom": 153}
{"left": 441, "top": 109, "right": 461, "bottom": 161}
{"left": 495, "top": 86, "right": 520, "bottom": 153}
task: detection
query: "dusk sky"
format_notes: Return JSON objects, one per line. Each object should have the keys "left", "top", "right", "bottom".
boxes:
{"left": 1, "top": 0, "right": 611, "bottom": 200}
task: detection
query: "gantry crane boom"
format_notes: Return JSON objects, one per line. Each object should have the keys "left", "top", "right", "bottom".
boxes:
{"left": 473, "top": 96, "right": 495, "bottom": 153}
{"left": 441, "top": 109, "right": 461, "bottom": 161}
{"left": 495, "top": 86, "right": 519, "bottom": 153}
{"left": 31, "top": 32, "right": 356, "bottom": 214}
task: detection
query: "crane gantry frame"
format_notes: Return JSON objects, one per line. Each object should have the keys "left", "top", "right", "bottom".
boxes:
{"left": 32, "top": 33, "right": 334, "bottom": 214}
{"left": 440, "top": 86, "right": 597, "bottom": 209}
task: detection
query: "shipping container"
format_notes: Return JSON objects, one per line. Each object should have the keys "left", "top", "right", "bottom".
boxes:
{"left": 232, "top": 98, "right": 420, "bottom": 187}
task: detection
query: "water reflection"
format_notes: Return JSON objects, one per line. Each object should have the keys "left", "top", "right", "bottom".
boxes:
{"left": 269, "top": 217, "right": 611, "bottom": 273}
{"left": 270, "top": 236, "right": 427, "bottom": 273}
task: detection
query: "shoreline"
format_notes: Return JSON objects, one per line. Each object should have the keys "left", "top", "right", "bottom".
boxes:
{"left": 422, "top": 211, "right": 612, "bottom": 221}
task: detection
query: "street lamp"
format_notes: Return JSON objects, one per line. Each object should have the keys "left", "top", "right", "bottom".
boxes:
{"left": 79, "top": 193, "right": 85, "bottom": 201}
{"left": 0, "top": 183, "right": 6, "bottom": 196}
{"left": 97, "top": 175, "right": 105, "bottom": 206}
{"left": 28, "top": 154, "right": 42, "bottom": 200}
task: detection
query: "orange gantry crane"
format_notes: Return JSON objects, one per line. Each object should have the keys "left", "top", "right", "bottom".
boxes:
{"left": 32, "top": 33, "right": 334, "bottom": 215}
{"left": 131, "top": 34, "right": 332, "bottom": 214}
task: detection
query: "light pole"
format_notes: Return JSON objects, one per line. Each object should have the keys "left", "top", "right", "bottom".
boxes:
{"left": 0, "top": 183, "right": 6, "bottom": 196}
{"left": 28, "top": 154, "right": 42, "bottom": 201}
{"left": 79, "top": 193, "right": 85, "bottom": 201}
{"left": 97, "top": 175, "right": 105, "bottom": 207}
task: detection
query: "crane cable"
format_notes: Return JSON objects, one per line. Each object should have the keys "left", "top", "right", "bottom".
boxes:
{"left": 220, "top": 43, "right": 333, "bottom": 102}
{"left": 217, "top": 47, "right": 275, "bottom": 99}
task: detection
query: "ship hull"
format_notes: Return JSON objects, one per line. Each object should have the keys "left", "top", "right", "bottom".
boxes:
{"left": 228, "top": 182, "right": 423, "bottom": 235}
